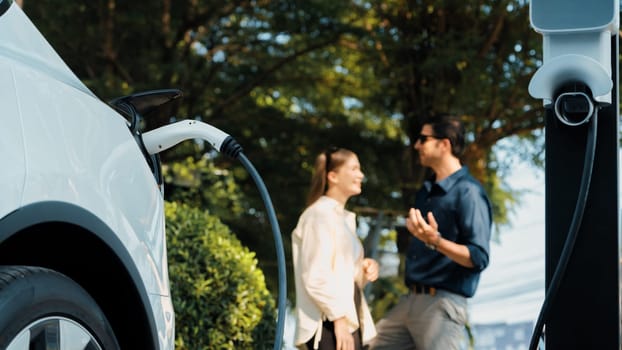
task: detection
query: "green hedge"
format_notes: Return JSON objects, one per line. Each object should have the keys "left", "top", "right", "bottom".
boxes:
{"left": 165, "top": 201, "right": 276, "bottom": 349}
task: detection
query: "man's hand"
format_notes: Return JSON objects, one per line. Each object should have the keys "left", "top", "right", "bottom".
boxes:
{"left": 406, "top": 208, "right": 475, "bottom": 267}
{"left": 406, "top": 208, "right": 439, "bottom": 245}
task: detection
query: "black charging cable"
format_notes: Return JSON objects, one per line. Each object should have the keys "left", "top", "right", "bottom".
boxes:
{"left": 528, "top": 110, "right": 598, "bottom": 350}
{"left": 221, "top": 139, "right": 286, "bottom": 350}
{"left": 238, "top": 153, "right": 287, "bottom": 350}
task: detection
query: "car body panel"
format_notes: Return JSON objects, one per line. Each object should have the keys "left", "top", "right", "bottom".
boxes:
{"left": 0, "top": 1, "right": 174, "bottom": 349}
{"left": 0, "top": 63, "right": 26, "bottom": 220}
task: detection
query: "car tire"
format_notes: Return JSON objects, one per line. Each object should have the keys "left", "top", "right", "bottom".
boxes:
{"left": 0, "top": 265, "right": 120, "bottom": 350}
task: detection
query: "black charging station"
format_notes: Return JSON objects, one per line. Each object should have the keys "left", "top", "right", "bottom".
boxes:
{"left": 528, "top": 1, "right": 620, "bottom": 348}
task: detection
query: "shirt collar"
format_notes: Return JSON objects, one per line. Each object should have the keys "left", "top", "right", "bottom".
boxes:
{"left": 423, "top": 166, "right": 468, "bottom": 193}
{"left": 318, "top": 195, "right": 350, "bottom": 215}
{"left": 319, "top": 194, "right": 343, "bottom": 207}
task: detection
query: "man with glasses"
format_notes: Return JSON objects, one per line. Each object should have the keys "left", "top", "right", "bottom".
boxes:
{"left": 370, "top": 114, "right": 492, "bottom": 350}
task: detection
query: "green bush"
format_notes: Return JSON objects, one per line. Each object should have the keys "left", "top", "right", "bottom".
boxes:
{"left": 165, "top": 201, "right": 276, "bottom": 349}
{"left": 367, "top": 275, "right": 408, "bottom": 321}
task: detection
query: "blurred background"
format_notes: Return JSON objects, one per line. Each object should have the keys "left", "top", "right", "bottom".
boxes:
{"left": 17, "top": 1, "right": 564, "bottom": 348}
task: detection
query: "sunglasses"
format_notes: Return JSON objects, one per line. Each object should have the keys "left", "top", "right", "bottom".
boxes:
{"left": 416, "top": 134, "right": 439, "bottom": 144}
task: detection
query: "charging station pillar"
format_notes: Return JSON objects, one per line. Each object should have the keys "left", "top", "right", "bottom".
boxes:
{"left": 544, "top": 35, "right": 619, "bottom": 348}
{"left": 528, "top": 1, "right": 620, "bottom": 348}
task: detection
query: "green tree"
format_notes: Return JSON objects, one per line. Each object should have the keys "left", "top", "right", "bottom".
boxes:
{"left": 23, "top": 0, "right": 545, "bottom": 302}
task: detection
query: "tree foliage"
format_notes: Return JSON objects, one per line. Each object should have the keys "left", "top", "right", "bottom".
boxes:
{"left": 23, "top": 0, "right": 545, "bottom": 297}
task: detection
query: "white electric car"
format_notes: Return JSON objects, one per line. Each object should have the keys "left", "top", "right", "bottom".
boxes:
{"left": 0, "top": 1, "right": 176, "bottom": 348}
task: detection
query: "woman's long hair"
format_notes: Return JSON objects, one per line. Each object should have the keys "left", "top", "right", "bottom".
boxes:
{"left": 305, "top": 147, "right": 356, "bottom": 207}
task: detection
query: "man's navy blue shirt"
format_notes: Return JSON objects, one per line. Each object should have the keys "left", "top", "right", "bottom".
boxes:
{"left": 405, "top": 166, "right": 492, "bottom": 298}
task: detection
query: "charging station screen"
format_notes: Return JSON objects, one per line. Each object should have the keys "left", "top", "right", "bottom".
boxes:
{"left": 531, "top": 0, "right": 616, "bottom": 32}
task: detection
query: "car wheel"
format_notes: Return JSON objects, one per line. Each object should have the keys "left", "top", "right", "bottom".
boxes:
{"left": 0, "top": 265, "right": 120, "bottom": 350}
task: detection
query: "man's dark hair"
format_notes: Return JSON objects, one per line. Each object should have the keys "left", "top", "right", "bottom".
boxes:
{"left": 424, "top": 113, "right": 465, "bottom": 157}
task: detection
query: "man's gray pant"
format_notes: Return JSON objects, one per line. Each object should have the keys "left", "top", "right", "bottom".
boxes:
{"left": 369, "top": 290, "right": 468, "bottom": 350}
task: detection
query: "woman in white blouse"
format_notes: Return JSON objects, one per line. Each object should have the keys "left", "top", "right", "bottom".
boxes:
{"left": 292, "top": 147, "right": 379, "bottom": 350}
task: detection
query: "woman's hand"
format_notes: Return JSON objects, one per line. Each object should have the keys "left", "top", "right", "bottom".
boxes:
{"left": 362, "top": 258, "right": 379, "bottom": 283}
{"left": 333, "top": 317, "right": 355, "bottom": 350}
